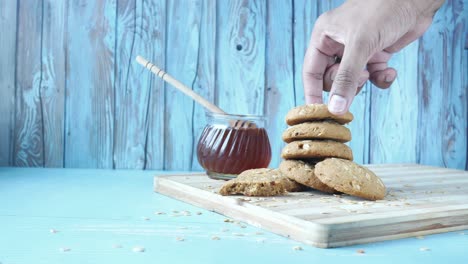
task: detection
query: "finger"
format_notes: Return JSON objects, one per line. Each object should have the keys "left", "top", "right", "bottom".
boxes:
{"left": 367, "top": 50, "right": 392, "bottom": 74}
{"left": 368, "top": 50, "right": 392, "bottom": 64}
{"left": 302, "top": 47, "right": 330, "bottom": 104}
{"left": 324, "top": 66, "right": 368, "bottom": 92}
{"left": 328, "top": 40, "right": 372, "bottom": 115}
{"left": 367, "top": 51, "right": 395, "bottom": 89}
{"left": 303, "top": 30, "right": 343, "bottom": 104}
{"left": 323, "top": 64, "right": 340, "bottom": 92}
{"left": 367, "top": 62, "right": 389, "bottom": 73}
{"left": 369, "top": 68, "right": 397, "bottom": 88}
{"left": 357, "top": 70, "right": 370, "bottom": 89}
{"left": 355, "top": 70, "right": 370, "bottom": 95}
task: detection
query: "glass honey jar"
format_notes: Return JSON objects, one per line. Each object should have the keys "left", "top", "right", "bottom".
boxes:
{"left": 196, "top": 112, "right": 272, "bottom": 180}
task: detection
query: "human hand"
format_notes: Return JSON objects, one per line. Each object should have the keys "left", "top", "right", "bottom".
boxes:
{"left": 303, "top": 0, "right": 445, "bottom": 115}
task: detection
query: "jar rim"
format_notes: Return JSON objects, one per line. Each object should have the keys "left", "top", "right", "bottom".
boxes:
{"left": 206, "top": 111, "right": 265, "bottom": 121}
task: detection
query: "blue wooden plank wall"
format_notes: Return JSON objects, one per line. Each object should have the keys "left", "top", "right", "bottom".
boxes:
{"left": 0, "top": 0, "right": 466, "bottom": 170}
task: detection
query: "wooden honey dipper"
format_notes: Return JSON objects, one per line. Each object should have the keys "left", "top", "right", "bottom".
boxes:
{"left": 136, "top": 55, "right": 254, "bottom": 128}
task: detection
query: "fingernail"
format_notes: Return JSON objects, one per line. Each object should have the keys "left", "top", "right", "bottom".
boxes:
{"left": 384, "top": 75, "right": 394, "bottom": 83}
{"left": 329, "top": 94, "right": 347, "bottom": 113}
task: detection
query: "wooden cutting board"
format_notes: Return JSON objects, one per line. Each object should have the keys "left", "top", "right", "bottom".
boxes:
{"left": 154, "top": 164, "right": 468, "bottom": 248}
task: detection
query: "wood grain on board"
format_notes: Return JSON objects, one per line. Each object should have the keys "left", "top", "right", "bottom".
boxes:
{"left": 265, "top": 0, "right": 295, "bottom": 167}
{"left": 164, "top": 0, "right": 201, "bottom": 170}
{"left": 143, "top": 0, "right": 167, "bottom": 170}
{"left": 418, "top": 0, "right": 467, "bottom": 170}
{"left": 0, "top": 1, "right": 17, "bottom": 166}
{"left": 216, "top": 0, "right": 266, "bottom": 116}
{"left": 65, "top": 0, "right": 115, "bottom": 168}
{"left": 14, "top": 0, "right": 44, "bottom": 167}
{"left": 191, "top": 0, "right": 217, "bottom": 171}
{"left": 292, "top": 0, "right": 319, "bottom": 106}
{"left": 41, "top": 0, "right": 66, "bottom": 167}
{"left": 114, "top": 0, "right": 166, "bottom": 169}
{"left": 370, "top": 42, "right": 419, "bottom": 164}
{"left": 154, "top": 164, "right": 468, "bottom": 248}
{"left": 0, "top": 0, "right": 466, "bottom": 170}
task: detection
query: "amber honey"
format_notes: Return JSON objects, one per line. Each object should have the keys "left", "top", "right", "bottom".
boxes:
{"left": 196, "top": 113, "right": 272, "bottom": 180}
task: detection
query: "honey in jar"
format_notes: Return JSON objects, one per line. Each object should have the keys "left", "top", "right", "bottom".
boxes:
{"left": 196, "top": 113, "right": 272, "bottom": 180}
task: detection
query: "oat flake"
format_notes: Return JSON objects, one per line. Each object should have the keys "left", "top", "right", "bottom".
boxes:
{"left": 293, "top": 246, "right": 303, "bottom": 251}
{"left": 132, "top": 246, "right": 145, "bottom": 252}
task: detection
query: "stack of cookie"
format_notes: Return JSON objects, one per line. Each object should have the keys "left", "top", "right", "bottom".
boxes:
{"left": 279, "top": 104, "right": 386, "bottom": 200}
{"left": 219, "top": 104, "right": 386, "bottom": 200}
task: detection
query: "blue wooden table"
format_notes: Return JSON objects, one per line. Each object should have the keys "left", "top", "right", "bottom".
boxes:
{"left": 1, "top": 167, "right": 467, "bottom": 264}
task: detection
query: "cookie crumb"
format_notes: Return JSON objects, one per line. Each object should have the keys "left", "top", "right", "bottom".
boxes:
{"left": 59, "top": 247, "right": 71, "bottom": 252}
{"left": 176, "top": 237, "right": 185, "bottom": 242}
{"left": 142, "top": 217, "right": 150, "bottom": 221}
{"left": 356, "top": 249, "right": 365, "bottom": 254}
{"left": 50, "top": 229, "right": 58, "bottom": 233}
{"left": 320, "top": 211, "right": 330, "bottom": 215}
{"left": 419, "top": 247, "right": 430, "bottom": 251}
{"left": 132, "top": 246, "right": 145, "bottom": 252}
{"left": 293, "top": 246, "right": 303, "bottom": 251}
{"left": 211, "top": 236, "right": 220, "bottom": 240}
{"left": 238, "top": 197, "right": 248, "bottom": 202}
{"left": 224, "top": 218, "right": 234, "bottom": 223}
{"left": 232, "top": 233, "right": 244, "bottom": 236}
{"left": 416, "top": 235, "right": 425, "bottom": 239}
{"left": 196, "top": 211, "right": 203, "bottom": 215}
{"left": 154, "top": 211, "right": 165, "bottom": 215}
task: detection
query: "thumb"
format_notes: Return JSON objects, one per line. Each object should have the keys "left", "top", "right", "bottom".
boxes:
{"left": 328, "top": 41, "right": 371, "bottom": 115}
